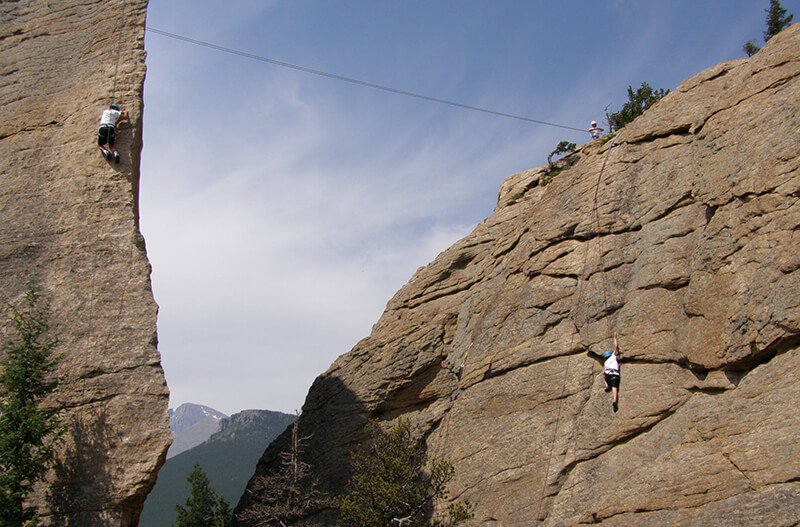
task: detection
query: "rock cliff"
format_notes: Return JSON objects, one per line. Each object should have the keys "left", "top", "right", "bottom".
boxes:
{"left": 236, "top": 24, "right": 800, "bottom": 526}
{"left": 0, "top": 1, "right": 171, "bottom": 525}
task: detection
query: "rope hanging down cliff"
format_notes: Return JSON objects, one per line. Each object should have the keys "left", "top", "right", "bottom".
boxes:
{"left": 79, "top": 0, "right": 131, "bottom": 418}
{"left": 535, "top": 132, "right": 621, "bottom": 522}
{"left": 590, "top": 136, "right": 620, "bottom": 341}
{"left": 110, "top": 0, "right": 127, "bottom": 105}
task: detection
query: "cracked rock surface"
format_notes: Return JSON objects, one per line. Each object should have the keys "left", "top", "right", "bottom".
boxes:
{"left": 0, "top": 1, "right": 171, "bottom": 525}
{"left": 235, "top": 25, "right": 800, "bottom": 527}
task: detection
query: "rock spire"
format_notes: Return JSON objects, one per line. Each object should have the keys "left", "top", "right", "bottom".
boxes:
{"left": 0, "top": 0, "right": 171, "bottom": 524}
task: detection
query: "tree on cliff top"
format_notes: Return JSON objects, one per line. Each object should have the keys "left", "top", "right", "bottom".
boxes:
{"left": 607, "top": 82, "right": 669, "bottom": 132}
{"left": 0, "top": 275, "right": 64, "bottom": 527}
{"left": 764, "top": 0, "right": 794, "bottom": 41}
{"left": 337, "top": 419, "right": 473, "bottom": 527}
{"left": 743, "top": 0, "right": 794, "bottom": 56}
{"left": 547, "top": 141, "right": 577, "bottom": 167}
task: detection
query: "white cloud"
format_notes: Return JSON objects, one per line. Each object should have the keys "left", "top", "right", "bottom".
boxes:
{"left": 141, "top": 0, "right": 784, "bottom": 415}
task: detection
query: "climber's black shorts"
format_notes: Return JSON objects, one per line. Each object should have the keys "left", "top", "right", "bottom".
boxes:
{"left": 97, "top": 125, "right": 116, "bottom": 147}
{"left": 604, "top": 373, "right": 620, "bottom": 389}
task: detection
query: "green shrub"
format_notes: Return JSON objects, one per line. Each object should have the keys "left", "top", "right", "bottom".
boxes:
{"left": 547, "top": 141, "right": 577, "bottom": 166}
{"left": 607, "top": 82, "right": 669, "bottom": 131}
{"left": 338, "top": 419, "right": 473, "bottom": 527}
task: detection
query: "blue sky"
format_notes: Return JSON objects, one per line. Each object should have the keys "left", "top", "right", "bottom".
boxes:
{"left": 139, "top": 1, "right": 798, "bottom": 415}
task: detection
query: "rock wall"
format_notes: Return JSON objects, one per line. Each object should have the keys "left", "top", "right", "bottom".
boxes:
{"left": 0, "top": 1, "right": 171, "bottom": 525}
{"left": 235, "top": 24, "right": 800, "bottom": 526}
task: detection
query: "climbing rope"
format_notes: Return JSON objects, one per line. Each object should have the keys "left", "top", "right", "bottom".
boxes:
{"left": 78, "top": 194, "right": 139, "bottom": 426}
{"left": 110, "top": 0, "right": 127, "bottom": 105}
{"left": 79, "top": 0, "right": 131, "bottom": 419}
{"left": 591, "top": 135, "right": 621, "bottom": 342}
{"left": 535, "top": 132, "right": 621, "bottom": 522}
{"left": 77, "top": 182, "right": 108, "bottom": 421}
{"left": 146, "top": 26, "right": 590, "bottom": 133}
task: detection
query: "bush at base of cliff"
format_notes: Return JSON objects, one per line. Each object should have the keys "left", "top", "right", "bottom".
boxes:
{"left": 0, "top": 275, "right": 64, "bottom": 527}
{"left": 236, "top": 416, "right": 329, "bottom": 526}
{"left": 337, "top": 419, "right": 473, "bottom": 527}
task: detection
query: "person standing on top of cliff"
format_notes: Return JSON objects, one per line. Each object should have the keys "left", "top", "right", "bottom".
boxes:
{"left": 589, "top": 120, "right": 604, "bottom": 139}
{"left": 603, "top": 332, "right": 620, "bottom": 413}
{"left": 97, "top": 103, "right": 129, "bottom": 164}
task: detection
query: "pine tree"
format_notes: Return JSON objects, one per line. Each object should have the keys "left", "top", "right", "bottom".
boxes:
{"left": 338, "top": 419, "right": 472, "bottom": 527}
{"left": 744, "top": 0, "right": 794, "bottom": 56}
{"left": 0, "top": 276, "right": 63, "bottom": 527}
{"left": 547, "top": 141, "right": 577, "bottom": 167}
{"left": 764, "top": 0, "right": 794, "bottom": 41}
{"left": 743, "top": 39, "right": 762, "bottom": 57}
{"left": 174, "top": 463, "right": 231, "bottom": 527}
{"left": 607, "top": 82, "right": 669, "bottom": 132}
{"left": 214, "top": 497, "right": 232, "bottom": 527}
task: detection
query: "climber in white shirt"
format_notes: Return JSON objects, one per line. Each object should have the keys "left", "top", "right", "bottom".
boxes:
{"left": 603, "top": 332, "right": 620, "bottom": 413}
{"left": 97, "top": 103, "right": 129, "bottom": 164}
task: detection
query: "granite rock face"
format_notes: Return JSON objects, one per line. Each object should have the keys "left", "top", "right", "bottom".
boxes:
{"left": 235, "top": 25, "right": 800, "bottom": 526}
{"left": 0, "top": 1, "right": 171, "bottom": 525}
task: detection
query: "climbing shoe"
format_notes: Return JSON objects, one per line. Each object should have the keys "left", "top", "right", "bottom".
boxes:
{"left": 612, "top": 402, "right": 618, "bottom": 413}
{"left": 114, "top": 152, "right": 120, "bottom": 164}
{"left": 102, "top": 149, "right": 112, "bottom": 161}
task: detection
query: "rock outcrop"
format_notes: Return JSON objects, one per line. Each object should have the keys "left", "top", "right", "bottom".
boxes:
{"left": 0, "top": 1, "right": 171, "bottom": 525}
{"left": 236, "top": 25, "right": 800, "bottom": 526}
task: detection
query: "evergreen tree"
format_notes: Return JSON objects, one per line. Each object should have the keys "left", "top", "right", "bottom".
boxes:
{"left": 0, "top": 276, "right": 63, "bottom": 527}
{"left": 338, "top": 419, "right": 472, "bottom": 527}
{"left": 764, "top": 0, "right": 794, "bottom": 41}
{"left": 547, "top": 141, "right": 577, "bottom": 166}
{"left": 607, "top": 82, "right": 669, "bottom": 132}
{"left": 743, "top": 39, "right": 762, "bottom": 57}
{"left": 214, "top": 497, "right": 232, "bottom": 527}
{"left": 744, "top": 0, "right": 794, "bottom": 56}
{"left": 174, "top": 463, "right": 231, "bottom": 527}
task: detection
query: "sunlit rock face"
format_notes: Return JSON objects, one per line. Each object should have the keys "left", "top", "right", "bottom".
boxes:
{"left": 234, "top": 23, "right": 800, "bottom": 526}
{"left": 0, "top": 1, "right": 171, "bottom": 525}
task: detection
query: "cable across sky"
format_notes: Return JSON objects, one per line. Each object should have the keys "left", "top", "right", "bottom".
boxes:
{"left": 145, "top": 26, "right": 589, "bottom": 133}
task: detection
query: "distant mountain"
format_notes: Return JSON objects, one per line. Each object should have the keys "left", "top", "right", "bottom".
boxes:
{"left": 168, "top": 403, "right": 228, "bottom": 459}
{"left": 141, "top": 408, "right": 294, "bottom": 527}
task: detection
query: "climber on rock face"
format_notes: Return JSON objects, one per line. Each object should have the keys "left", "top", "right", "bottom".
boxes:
{"left": 603, "top": 332, "right": 620, "bottom": 413}
{"left": 97, "top": 103, "right": 129, "bottom": 164}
